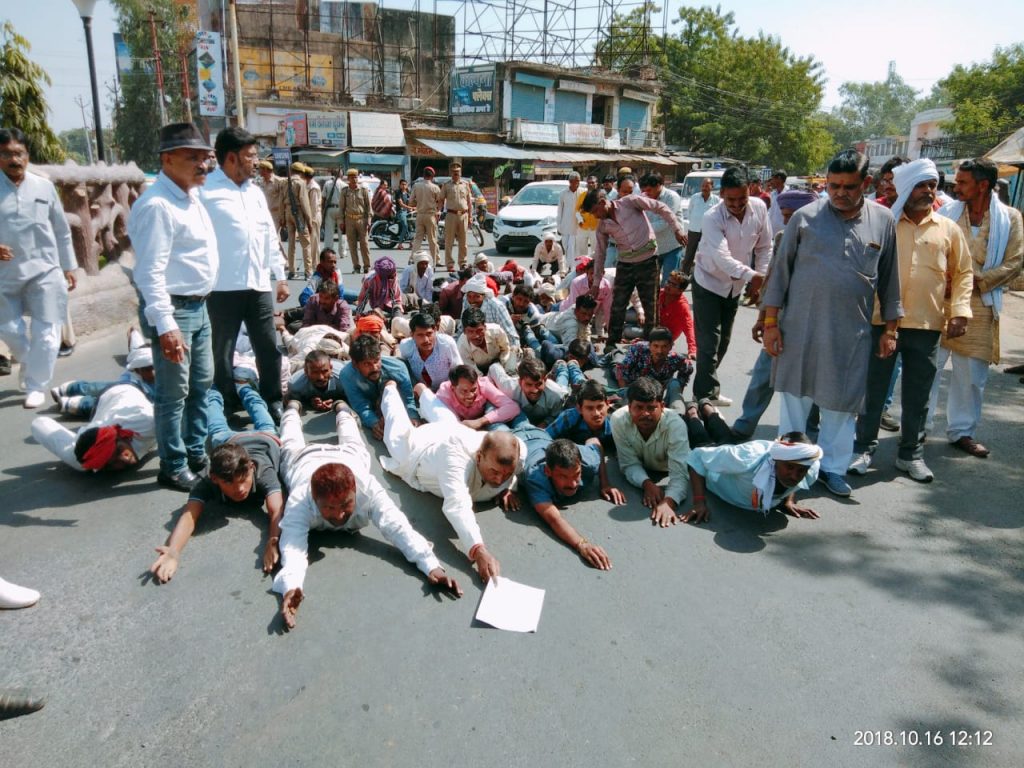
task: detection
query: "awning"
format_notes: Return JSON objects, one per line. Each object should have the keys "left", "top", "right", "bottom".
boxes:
{"left": 292, "top": 149, "right": 346, "bottom": 168}
{"left": 349, "top": 111, "right": 406, "bottom": 148}
{"left": 416, "top": 138, "right": 676, "bottom": 166}
{"left": 418, "top": 139, "right": 531, "bottom": 160}
{"left": 346, "top": 152, "right": 407, "bottom": 169}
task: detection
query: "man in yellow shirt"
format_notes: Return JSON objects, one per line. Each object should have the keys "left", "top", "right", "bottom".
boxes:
{"left": 849, "top": 159, "right": 972, "bottom": 482}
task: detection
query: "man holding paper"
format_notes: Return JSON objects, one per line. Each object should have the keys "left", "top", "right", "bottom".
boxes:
{"left": 379, "top": 381, "right": 525, "bottom": 584}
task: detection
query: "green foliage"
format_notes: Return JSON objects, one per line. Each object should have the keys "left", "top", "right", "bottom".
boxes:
{"left": 939, "top": 44, "right": 1024, "bottom": 137}
{"left": 831, "top": 67, "right": 921, "bottom": 142}
{"left": 0, "top": 21, "right": 66, "bottom": 163}
{"left": 597, "top": 5, "right": 832, "bottom": 173}
{"left": 109, "top": 0, "right": 195, "bottom": 171}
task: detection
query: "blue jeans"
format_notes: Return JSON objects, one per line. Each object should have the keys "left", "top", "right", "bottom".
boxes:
{"left": 732, "top": 350, "right": 774, "bottom": 438}
{"left": 552, "top": 359, "right": 585, "bottom": 389}
{"left": 144, "top": 298, "right": 214, "bottom": 474}
{"left": 207, "top": 385, "right": 276, "bottom": 448}
{"left": 882, "top": 354, "right": 902, "bottom": 412}
{"left": 660, "top": 246, "right": 682, "bottom": 285}
{"left": 396, "top": 210, "right": 409, "bottom": 241}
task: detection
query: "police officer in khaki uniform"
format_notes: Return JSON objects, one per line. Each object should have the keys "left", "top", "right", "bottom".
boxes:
{"left": 338, "top": 168, "right": 372, "bottom": 273}
{"left": 257, "top": 160, "right": 286, "bottom": 230}
{"left": 284, "top": 162, "right": 313, "bottom": 278}
{"left": 440, "top": 162, "right": 474, "bottom": 272}
{"left": 411, "top": 166, "right": 443, "bottom": 267}
{"left": 301, "top": 164, "right": 322, "bottom": 267}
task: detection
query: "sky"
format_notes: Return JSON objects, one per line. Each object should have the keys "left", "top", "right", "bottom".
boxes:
{"left": 5, "top": 0, "right": 1024, "bottom": 134}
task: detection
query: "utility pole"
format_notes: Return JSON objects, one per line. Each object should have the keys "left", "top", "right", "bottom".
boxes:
{"left": 228, "top": 0, "right": 245, "bottom": 127}
{"left": 74, "top": 95, "right": 95, "bottom": 164}
{"left": 180, "top": 49, "right": 193, "bottom": 122}
{"left": 149, "top": 10, "right": 169, "bottom": 125}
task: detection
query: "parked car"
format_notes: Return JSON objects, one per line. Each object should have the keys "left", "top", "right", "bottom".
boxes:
{"left": 670, "top": 170, "right": 725, "bottom": 228}
{"left": 492, "top": 180, "right": 567, "bottom": 254}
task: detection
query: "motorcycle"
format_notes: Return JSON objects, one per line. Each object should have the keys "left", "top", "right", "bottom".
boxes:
{"left": 369, "top": 217, "right": 413, "bottom": 249}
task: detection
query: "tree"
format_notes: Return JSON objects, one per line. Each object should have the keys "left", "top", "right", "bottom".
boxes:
{"left": 597, "top": 5, "right": 833, "bottom": 173}
{"left": 830, "top": 65, "right": 921, "bottom": 142}
{"left": 0, "top": 21, "right": 66, "bottom": 163}
{"left": 938, "top": 43, "right": 1024, "bottom": 138}
{"left": 110, "top": 0, "right": 196, "bottom": 171}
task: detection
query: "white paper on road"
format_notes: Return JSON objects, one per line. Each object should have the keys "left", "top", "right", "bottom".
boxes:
{"left": 474, "top": 576, "right": 545, "bottom": 633}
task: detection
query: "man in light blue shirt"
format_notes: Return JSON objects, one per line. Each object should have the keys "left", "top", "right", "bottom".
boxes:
{"left": 200, "top": 127, "right": 289, "bottom": 421}
{"left": 681, "top": 177, "right": 720, "bottom": 279}
{"left": 128, "top": 123, "right": 219, "bottom": 491}
{"left": 682, "top": 432, "right": 821, "bottom": 523}
{"left": 340, "top": 335, "right": 419, "bottom": 440}
{"left": 639, "top": 173, "right": 686, "bottom": 285}
{"left": 0, "top": 127, "right": 77, "bottom": 408}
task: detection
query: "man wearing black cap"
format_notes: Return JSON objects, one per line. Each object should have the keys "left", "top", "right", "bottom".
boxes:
{"left": 128, "top": 123, "right": 219, "bottom": 491}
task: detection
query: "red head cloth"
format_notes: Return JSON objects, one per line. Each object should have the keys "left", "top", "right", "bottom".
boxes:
{"left": 356, "top": 314, "right": 385, "bottom": 334}
{"left": 80, "top": 425, "right": 138, "bottom": 471}
{"left": 576, "top": 256, "right": 593, "bottom": 274}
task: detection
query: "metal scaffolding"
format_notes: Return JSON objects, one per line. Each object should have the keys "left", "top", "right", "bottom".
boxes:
{"left": 229, "top": 0, "right": 660, "bottom": 107}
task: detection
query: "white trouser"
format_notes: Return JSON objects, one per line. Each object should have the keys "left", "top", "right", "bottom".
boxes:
{"left": 324, "top": 208, "right": 350, "bottom": 257}
{"left": 415, "top": 387, "right": 459, "bottom": 425}
{"left": 926, "top": 347, "right": 989, "bottom": 441}
{"left": 279, "top": 406, "right": 369, "bottom": 492}
{"left": 0, "top": 318, "right": 61, "bottom": 391}
{"left": 31, "top": 416, "right": 81, "bottom": 470}
{"left": 779, "top": 392, "right": 855, "bottom": 476}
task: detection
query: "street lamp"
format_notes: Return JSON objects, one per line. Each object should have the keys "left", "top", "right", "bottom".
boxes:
{"left": 70, "top": 0, "right": 105, "bottom": 163}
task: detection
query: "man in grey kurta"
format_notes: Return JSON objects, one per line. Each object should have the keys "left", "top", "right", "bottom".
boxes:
{"left": 0, "top": 127, "right": 77, "bottom": 409}
{"left": 761, "top": 149, "right": 902, "bottom": 497}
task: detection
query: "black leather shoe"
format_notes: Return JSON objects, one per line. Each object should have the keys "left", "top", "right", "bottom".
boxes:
{"left": 58, "top": 343, "right": 75, "bottom": 358}
{"left": 187, "top": 454, "right": 209, "bottom": 474}
{"left": 268, "top": 401, "right": 284, "bottom": 426}
{"left": 0, "top": 688, "right": 46, "bottom": 721}
{"left": 157, "top": 467, "right": 199, "bottom": 492}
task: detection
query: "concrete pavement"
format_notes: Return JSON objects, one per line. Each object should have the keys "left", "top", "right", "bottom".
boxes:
{"left": 1, "top": 241, "right": 1022, "bottom": 767}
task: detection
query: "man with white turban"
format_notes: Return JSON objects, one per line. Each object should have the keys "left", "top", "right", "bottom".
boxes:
{"left": 927, "top": 157, "right": 1024, "bottom": 459}
{"left": 850, "top": 159, "right": 973, "bottom": 482}
{"left": 460, "top": 272, "right": 520, "bottom": 347}
{"left": 681, "top": 432, "right": 823, "bottom": 523}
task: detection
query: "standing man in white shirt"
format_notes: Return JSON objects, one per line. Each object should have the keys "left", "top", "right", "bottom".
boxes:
{"left": 200, "top": 127, "right": 289, "bottom": 422}
{"left": 692, "top": 166, "right": 772, "bottom": 405}
{"left": 681, "top": 176, "right": 719, "bottom": 281}
{"left": 640, "top": 173, "right": 685, "bottom": 285}
{"left": 0, "top": 127, "right": 78, "bottom": 409}
{"left": 273, "top": 401, "right": 462, "bottom": 629}
{"left": 766, "top": 169, "right": 788, "bottom": 235}
{"left": 557, "top": 172, "right": 584, "bottom": 258}
{"left": 128, "top": 123, "right": 219, "bottom": 491}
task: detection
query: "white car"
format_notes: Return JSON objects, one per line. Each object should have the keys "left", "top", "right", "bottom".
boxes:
{"left": 493, "top": 180, "right": 567, "bottom": 254}
{"left": 669, "top": 170, "right": 724, "bottom": 229}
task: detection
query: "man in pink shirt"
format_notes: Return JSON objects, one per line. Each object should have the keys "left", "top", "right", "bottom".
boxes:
{"left": 420, "top": 363, "right": 521, "bottom": 430}
{"left": 582, "top": 188, "right": 687, "bottom": 352}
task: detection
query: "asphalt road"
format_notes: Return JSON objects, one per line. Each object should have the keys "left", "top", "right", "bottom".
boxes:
{"left": 2, "top": 236, "right": 1022, "bottom": 767}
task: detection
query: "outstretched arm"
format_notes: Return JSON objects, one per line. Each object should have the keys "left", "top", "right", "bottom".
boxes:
{"left": 533, "top": 499, "right": 611, "bottom": 570}
{"left": 151, "top": 499, "right": 205, "bottom": 583}
{"left": 262, "top": 491, "right": 285, "bottom": 573}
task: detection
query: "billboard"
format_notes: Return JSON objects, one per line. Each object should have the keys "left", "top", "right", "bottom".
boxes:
{"left": 284, "top": 114, "right": 309, "bottom": 146}
{"left": 451, "top": 65, "right": 496, "bottom": 115}
{"left": 306, "top": 112, "right": 348, "bottom": 147}
{"left": 238, "top": 46, "right": 334, "bottom": 95}
{"left": 195, "top": 31, "right": 225, "bottom": 117}
{"left": 113, "top": 33, "right": 133, "bottom": 83}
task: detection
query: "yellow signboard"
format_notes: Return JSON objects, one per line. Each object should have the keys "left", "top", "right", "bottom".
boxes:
{"left": 238, "top": 46, "right": 334, "bottom": 94}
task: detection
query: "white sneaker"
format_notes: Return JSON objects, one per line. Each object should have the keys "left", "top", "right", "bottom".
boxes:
{"left": 23, "top": 390, "right": 45, "bottom": 409}
{"left": 895, "top": 458, "right": 934, "bottom": 483}
{"left": 50, "top": 381, "right": 73, "bottom": 403}
{"left": 0, "top": 577, "right": 40, "bottom": 609}
{"left": 848, "top": 452, "right": 873, "bottom": 476}
{"left": 709, "top": 394, "right": 733, "bottom": 407}
{"left": 59, "top": 395, "right": 86, "bottom": 415}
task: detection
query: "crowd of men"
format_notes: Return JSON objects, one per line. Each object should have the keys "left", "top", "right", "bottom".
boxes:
{"left": 2, "top": 120, "right": 1022, "bottom": 715}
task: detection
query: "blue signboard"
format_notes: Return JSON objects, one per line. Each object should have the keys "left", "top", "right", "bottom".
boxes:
{"left": 451, "top": 65, "right": 496, "bottom": 115}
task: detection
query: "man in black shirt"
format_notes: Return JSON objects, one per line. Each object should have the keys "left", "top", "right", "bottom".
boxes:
{"left": 149, "top": 385, "right": 286, "bottom": 582}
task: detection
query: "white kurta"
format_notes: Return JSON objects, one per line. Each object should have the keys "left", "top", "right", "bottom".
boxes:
{"left": 379, "top": 385, "right": 523, "bottom": 554}
{"left": 273, "top": 408, "right": 440, "bottom": 594}
{"left": 31, "top": 384, "right": 155, "bottom": 471}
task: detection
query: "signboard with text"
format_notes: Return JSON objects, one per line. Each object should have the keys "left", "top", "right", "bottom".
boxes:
{"left": 451, "top": 65, "right": 496, "bottom": 115}
{"left": 518, "top": 121, "right": 560, "bottom": 144}
{"left": 195, "top": 31, "right": 225, "bottom": 117}
{"left": 563, "top": 123, "right": 604, "bottom": 146}
{"left": 284, "top": 114, "right": 308, "bottom": 146}
{"left": 306, "top": 111, "right": 348, "bottom": 147}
